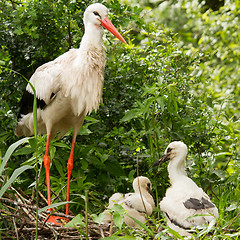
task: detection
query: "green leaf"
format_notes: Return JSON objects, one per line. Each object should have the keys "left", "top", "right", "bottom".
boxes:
{"left": 197, "top": 219, "right": 217, "bottom": 237}
{"left": 91, "top": 212, "right": 106, "bottom": 225}
{"left": 13, "top": 27, "right": 24, "bottom": 35}
{"left": 0, "top": 137, "right": 30, "bottom": 176}
{"left": 78, "top": 126, "right": 92, "bottom": 135}
{"left": 167, "top": 227, "right": 185, "bottom": 239}
{"left": 84, "top": 116, "right": 100, "bottom": 123}
{"left": 113, "top": 211, "right": 124, "bottom": 229}
{"left": 28, "top": 138, "right": 38, "bottom": 151}
{"left": 64, "top": 214, "right": 85, "bottom": 227}
{"left": 121, "top": 109, "right": 140, "bottom": 122}
{"left": 127, "top": 215, "right": 154, "bottom": 236}
{"left": 0, "top": 165, "right": 34, "bottom": 198}
{"left": 52, "top": 142, "right": 70, "bottom": 148}
{"left": 39, "top": 201, "right": 73, "bottom": 213}
{"left": 112, "top": 204, "right": 125, "bottom": 229}
{"left": 226, "top": 203, "right": 238, "bottom": 211}
{"left": 12, "top": 147, "right": 34, "bottom": 156}
{"left": 102, "top": 237, "right": 136, "bottom": 240}
{"left": 156, "top": 96, "right": 165, "bottom": 112}
{"left": 112, "top": 203, "right": 126, "bottom": 214}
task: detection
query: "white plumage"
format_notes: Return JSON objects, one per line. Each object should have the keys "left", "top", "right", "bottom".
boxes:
{"left": 15, "top": 3, "right": 126, "bottom": 139}
{"left": 103, "top": 176, "right": 155, "bottom": 227}
{"left": 15, "top": 3, "right": 126, "bottom": 224}
{"left": 153, "top": 141, "right": 218, "bottom": 236}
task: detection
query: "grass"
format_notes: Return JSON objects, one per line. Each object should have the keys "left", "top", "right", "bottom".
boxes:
{"left": 0, "top": 136, "right": 239, "bottom": 239}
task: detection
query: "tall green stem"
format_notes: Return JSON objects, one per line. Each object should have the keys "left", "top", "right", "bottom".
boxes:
{"left": 32, "top": 88, "right": 39, "bottom": 239}
{"left": 85, "top": 190, "right": 89, "bottom": 240}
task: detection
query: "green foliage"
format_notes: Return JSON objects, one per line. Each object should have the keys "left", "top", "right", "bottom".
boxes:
{"left": 0, "top": 138, "right": 33, "bottom": 198}
{"left": 0, "top": 0, "right": 239, "bottom": 238}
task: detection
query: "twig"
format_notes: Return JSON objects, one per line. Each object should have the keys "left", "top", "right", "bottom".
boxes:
{"left": 136, "top": 153, "right": 148, "bottom": 215}
{"left": 2, "top": 202, "right": 17, "bottom": 211}
{"left": 0, "top": 197, "right": 74, "bottom": 218}
{"left": 38, "top": 190, "right": 52, "bottom": 207}
{"left": 109, "top": 221, "right": 114, "bottom": 236}
{"left": 226, "top": 212, "right": 240, "bottom": 231}
{"left": 208, "top": 181, "right": 219, "bottom": 201}
{"left": 15, "top": 194, "right": 35, "bottom": 221}
{"left": 38, "top": 158, "right": 44, "bottom": 180}
{"left": 12, "top": 216, "right": 19, "bottom": 240}
{"left": 11, "top": 186, "right": 31, "bottom": 204}
{"left": 1, "top": 194, "right": 112, "bottom": 239}
{"left": 99, "top": 226, "right": 105, "bottom": 238}
{"left": 0, "top": 197, "right": 36, "bottom": 209}
{"left": 0, "top": 208, "right": 16, "bottom": 217}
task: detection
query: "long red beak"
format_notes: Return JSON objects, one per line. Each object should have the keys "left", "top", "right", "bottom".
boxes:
{"left": 100, "top": 17, "right": 127, "bottom": 44}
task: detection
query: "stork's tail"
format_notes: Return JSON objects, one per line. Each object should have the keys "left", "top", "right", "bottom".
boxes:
{"left": 15, "top": 119, "right": 34, "bottom": 137}
{"left": 15, "top": 111, "right": 46, "bottom": 137}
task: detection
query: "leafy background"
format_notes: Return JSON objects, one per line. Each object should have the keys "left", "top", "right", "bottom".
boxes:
{"left": 0, "top": 0, "right": 239, "bottom": 238}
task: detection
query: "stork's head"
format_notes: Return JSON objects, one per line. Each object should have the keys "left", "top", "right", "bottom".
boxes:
{"left": 152, "top": 141, "right": 188, "bottom": 167}
{"left": 83, "top": 3, "right": 126, "bottom": 44}
{"left": 84, "top": 3, "right": 108, "bottom": 27}
{"left": 133, "top": 176, "right": 152, "bottom": 194}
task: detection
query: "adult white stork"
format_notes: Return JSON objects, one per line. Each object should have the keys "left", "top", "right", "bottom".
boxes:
{"left": 152, "top": 141, "right": 218, "bottom": 236}
{"left": 15, "top": 3, "right": 126, "bottom": 224}
{"left": 103, "top": 176, "right": 155, "bottom": 227}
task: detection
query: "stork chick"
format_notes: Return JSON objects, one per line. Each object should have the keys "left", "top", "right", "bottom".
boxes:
{"left": 15, "top": 3, "right": 126, "bottom": 224}
{"left": 103, "top": 176, "right": 155, "bottom": 227}
{"left": 153, "top": 141, "right": 218, "bottom": 236}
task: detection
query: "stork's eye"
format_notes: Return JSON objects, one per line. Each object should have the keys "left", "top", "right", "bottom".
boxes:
{"left": 93, "top": 11, "right": 101, "bottom": 18}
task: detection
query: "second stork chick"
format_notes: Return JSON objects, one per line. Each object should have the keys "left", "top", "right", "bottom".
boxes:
{"left": 103, "top": 176, "right": 155, "bottom": 227}
{"left": 153, "top": 141, "right": 219, "bottom": 236}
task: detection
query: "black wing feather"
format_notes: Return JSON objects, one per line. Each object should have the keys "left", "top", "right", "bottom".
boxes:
{"left": 165, "top": 212, "right": 190, "bottom": 230}
{"left": 17, "top": 90, "right": 55, "bottom": 120}
{"left": 124, "top": 198, "right": 146, "bottom": 214}
{"left": 183, "top": 197, "right": 214, "bottom": 210}
{"left": 201, "top": 197, "right": 215, "bottom": 208}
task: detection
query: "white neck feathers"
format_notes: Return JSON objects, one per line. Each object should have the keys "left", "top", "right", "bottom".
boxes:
{"left": 168, "top": 156, "right": 187, "bottom": 184}
{"left": 80, "top": 23, "right": 104, "bottom": 50}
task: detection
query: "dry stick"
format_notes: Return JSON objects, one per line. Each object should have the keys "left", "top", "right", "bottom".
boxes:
{"left": 2, "top": 202, "right": 17, "bottom": 211}
{"left": 136, "top": 153, "right": 148, "bottom": 216}
{"left": 0, "top": 197, "right": 36, "bottom": 210}
{"left": 38, "top": 189, "right": 71, "bottom": 224}
{"left": 226, "top": 212, "right": 240, "bottom": 231}
{"left": 38, "top": 158, "right": 44, "bottom": 180}
{"left": 0, "top": 197, "right": 74, "bottom": 219}
{"left": 0, "top": 208, "right": 16, "bottom": 217}
{"left": 12, "top": 216, "right": 19, "bottom": 240}
{"left": 99, "top": 227, "right": 105, "bottom": 238}
{"left": 38, "top": 190, "right": 58, "bottom": 213}
{"left": 15, "top": 194, "right": 35, "bottom": 221}
{"left": 109, "top": 221, "right": 114, "bottom": 236}
{"left": 50, "top": 225, "right": 60, "bottom": 238}
{"left": 11, "top": 186, "right": 31, "bottom": 204}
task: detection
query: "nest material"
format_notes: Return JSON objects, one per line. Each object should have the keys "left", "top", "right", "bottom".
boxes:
{"left": 0, "top": 188, "right": 112, "bottom": 240}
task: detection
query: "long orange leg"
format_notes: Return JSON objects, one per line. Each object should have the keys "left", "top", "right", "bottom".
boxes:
{"left": 43, "top": 134, "right": 65, "bottom": 224}
{"left": 43, "top": 134, "right": 52, "bottom": 210}
{"left": 66, "top": 134, "right": 76, "bottom": 216}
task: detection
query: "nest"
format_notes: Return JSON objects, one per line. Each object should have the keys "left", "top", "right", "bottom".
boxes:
{"left": 0, "top": 187, "right": 113, "bottom": 240}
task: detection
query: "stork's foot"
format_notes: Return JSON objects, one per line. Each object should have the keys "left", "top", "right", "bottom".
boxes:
{"left": 46, "top": 215, "right": 69, "bottom": 225}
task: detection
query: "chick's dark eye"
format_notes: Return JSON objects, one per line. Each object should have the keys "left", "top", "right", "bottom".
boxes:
{"left": 93, "top": 11, "right": 101, "bottom": 18}
{"left": 167, "top": 147, "right": 173, "bottom": 153}
{"left": 147, "top": 183, "right": 151, "bottom": 190}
